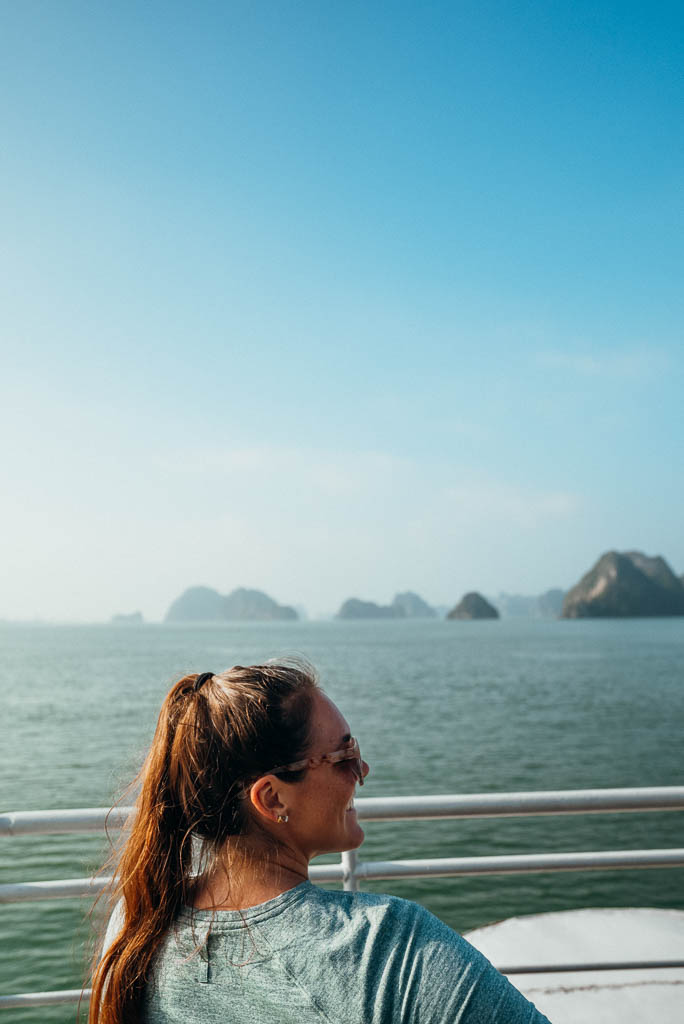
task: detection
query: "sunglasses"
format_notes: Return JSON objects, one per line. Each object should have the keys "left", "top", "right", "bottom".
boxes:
{"left": 265, "top": 737, "right": 365, "bottom": 785}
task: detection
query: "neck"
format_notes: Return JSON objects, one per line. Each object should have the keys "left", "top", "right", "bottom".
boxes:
{"left": 192, "top": 837, "right": 310, "bottom": 911}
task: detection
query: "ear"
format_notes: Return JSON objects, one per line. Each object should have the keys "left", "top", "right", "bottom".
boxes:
{"left": 248, "top": 775, "right": 288, "bottom": 824}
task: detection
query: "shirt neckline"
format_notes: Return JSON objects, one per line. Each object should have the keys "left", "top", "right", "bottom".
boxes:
{"left": 179, "top": 879, "right": 316, "bottom": 927}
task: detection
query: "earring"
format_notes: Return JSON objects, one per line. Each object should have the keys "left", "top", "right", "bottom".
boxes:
{"left": 276, "top": 814, "right": 289, "bottom": 823}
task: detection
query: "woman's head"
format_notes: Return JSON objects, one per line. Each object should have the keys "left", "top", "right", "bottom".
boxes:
{"left": 158, "top": 659, "right": 368, "bottom": 859}
{"left": 157, "top": 658, "right": 319, "bottom": 849}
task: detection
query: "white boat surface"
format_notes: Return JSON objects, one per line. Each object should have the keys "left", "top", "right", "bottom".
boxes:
{"left": 465, "top": 906, "right": 684, "bottom": 1023}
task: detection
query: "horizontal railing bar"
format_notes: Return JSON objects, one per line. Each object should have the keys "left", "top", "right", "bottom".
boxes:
{"left": 3, "top": 788, "right": 684, "bottom": 836}
{"left": 357, "top": 787, "right": 684, "bottom": 821}
{"left": 3, "top": 849, "right": 682, "bottom": 904}
{"left": 6, "top": 959, "right": 684, "bottom": 1009}
{"left": 0, "top": 807, "right": 130, "bottom": 836}
{"left": 0, "top": 988, "right": 90, "bottom": 1010}
{"left": 0, "top": 867, "right": 343, "bottom": 904}
{"left": 500, "top": 959, "right": 684, "bottom": 974}
{"left": 307, "top": 863, "right": 345, "bottom": 882}
{"left": 0, "top": 877, "right": 112, "bottom": 904}
{"left": 356, "top": 848, "right": 684, "bottom": 880}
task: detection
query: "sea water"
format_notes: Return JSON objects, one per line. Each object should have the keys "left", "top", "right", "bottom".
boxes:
{"left": 1, "top": 618, "right": 683, "bottom": 1022}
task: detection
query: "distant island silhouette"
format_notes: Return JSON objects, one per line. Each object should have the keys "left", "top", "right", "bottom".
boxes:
{"left": 447, "top": 592, "right": 499, "bottom": 620}
{"left": 492, "top": 588, "right": 564, "bottom": 619}
{"left": 393, "top": 592, "right": 438, "bottom": 618}
{"left": 562, "top": 551, "right": 684, "bottom": 618}
{"left": 336, "top": 591, "right": 436, "bottom": 619}
{"left": 165, "top": 586, "right": 297, "bottom": 622}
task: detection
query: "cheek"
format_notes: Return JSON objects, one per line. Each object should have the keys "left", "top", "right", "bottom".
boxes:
{"left": 297, "top": 780, "right": 337, "bottom": 820}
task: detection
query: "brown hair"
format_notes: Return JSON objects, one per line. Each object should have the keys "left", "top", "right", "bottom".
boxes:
{"left": 89, "top": 658, "right": 318, "bottom": 1024}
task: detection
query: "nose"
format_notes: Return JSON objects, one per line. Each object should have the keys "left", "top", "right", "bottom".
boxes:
{"left": 361, "top": 758, "right": 370, "bottom": 780}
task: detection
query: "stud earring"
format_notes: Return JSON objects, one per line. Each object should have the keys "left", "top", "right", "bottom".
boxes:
{"left": 276, "top": 814, "right": 289, "bottom": 823}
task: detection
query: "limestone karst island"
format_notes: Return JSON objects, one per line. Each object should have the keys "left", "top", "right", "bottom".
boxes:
{"left": 165, "top": 586, "right": 298, "bottom": 622}
{"left": 336, "top": 592, "right": 437, "bottom": 619}
{"left": 447, "top": 593, "right": 499, "bottom": 620}
{"left": 561, "top": 551, "right": 684, "bottom": 618}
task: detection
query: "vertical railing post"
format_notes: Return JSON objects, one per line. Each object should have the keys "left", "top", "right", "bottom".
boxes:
{"left": 341, "top": 849, "right": 360, "bottom": 892}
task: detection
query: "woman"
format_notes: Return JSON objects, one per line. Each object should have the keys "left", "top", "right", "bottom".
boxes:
{"left": 91, "top": 659, "right": 550, "bottom": 1023}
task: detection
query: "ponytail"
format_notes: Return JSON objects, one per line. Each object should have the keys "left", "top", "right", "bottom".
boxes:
{"left": 90, "top": 679, "right": 194, "bottom": 1023}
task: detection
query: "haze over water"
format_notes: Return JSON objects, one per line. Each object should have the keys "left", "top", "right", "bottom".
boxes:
{"left": 2, "top": 618, "right": 683, "bottom": 1022}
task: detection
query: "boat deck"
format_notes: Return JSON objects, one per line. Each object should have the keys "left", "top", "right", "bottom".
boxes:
{"left": 466, "top": 907, "right": 684, "bottom": 1023}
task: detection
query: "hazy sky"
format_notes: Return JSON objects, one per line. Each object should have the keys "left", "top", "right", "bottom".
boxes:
{"left": 2, "top": 1, "right": 683, "bottom": 621}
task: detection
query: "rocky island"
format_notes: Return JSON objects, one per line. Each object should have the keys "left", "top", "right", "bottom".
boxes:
{"left": 336, "top": 598, "right": 404, "bottom": 619}
{"left": 392, "top": 591, "right": 437, "bottom": 618}
{"left": 336, "top": 591, "right": 436, "bottom": 619}
{"left": 494, "top": 588, "right": 564, "bottom": 619}
{"left": 165, "top": 586, "right": 297, "bottom": 622}
{"left": 447, "top": 592, "right": 499, "bottom": 620}
{"left": 537, "top": 588, "right": 565, "bottom": 618}
{"left": 562, "top": 551, "right": 684, "bottom": 618}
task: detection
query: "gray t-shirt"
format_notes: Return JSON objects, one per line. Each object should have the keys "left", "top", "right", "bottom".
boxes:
{"left": 124, "top": 882, "right": 550, "bottom": 1023}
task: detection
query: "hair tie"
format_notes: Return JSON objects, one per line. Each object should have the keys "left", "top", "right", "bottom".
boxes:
{"left": 193, "top": 672, "right": 214, "bottom": 692}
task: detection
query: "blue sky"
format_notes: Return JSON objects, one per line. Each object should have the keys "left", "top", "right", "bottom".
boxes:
{"left": 1, "top": 1, "right": 682, "bottom": 620}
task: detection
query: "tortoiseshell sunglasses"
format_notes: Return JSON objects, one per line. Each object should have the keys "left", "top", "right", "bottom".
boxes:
{"left": 264, "top": 737, "right": 365, "bottom": 785}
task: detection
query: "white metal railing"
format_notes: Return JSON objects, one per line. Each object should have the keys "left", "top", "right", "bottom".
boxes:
{"left": 3, "top": 786, "right": 684, "bottom": 837}
{"left": 2, "top": 787, "right": 684, "bottom": 1009}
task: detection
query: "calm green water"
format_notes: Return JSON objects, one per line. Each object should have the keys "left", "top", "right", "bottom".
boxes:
{"left": 2, "top": 618, "right": 683, "bottom": 1022}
